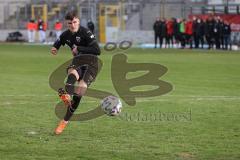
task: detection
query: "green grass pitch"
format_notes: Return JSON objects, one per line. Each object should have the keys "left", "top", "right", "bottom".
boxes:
{"left": 0, "top": 44, "right": 240, "bottom": 160}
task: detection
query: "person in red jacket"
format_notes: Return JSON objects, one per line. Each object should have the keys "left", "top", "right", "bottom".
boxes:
{"left": 54, "top": 20, "right": 63, "bottom": 39}
{"left": 166, "top": 19, "right": 174, "bottom": 48}
{"left": 26, "top": 19, "right": 37, "bottom": 42}
{"left": 185, "top": 20, "right": 193, "bottom": 49}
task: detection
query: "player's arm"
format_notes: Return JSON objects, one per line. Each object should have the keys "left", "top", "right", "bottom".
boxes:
{"left": 76, "top": 30, "right": 101, "bottom": 55}
{"left": 51, "top": 33, "right": 65, "bottom": 55}
{"left": 51, "top": 47, "right": 58, "bottom": 55}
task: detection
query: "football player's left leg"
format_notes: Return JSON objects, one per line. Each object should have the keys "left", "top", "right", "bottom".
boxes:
{"left": 63, "top": 80, "right": 88, "bottom": 121}
{"left": 58, "top": 67, "right": 79, "bottom": 106}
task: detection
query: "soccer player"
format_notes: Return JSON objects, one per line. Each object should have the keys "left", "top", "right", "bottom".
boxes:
{"left": 166, "top": 19, "right": 174, "bottom": 48}
{"left": 185, "top": 19, "right": 193, "bottom": 49}
{"left": 51, "top": 11, "right": 101, "bottom": 135}
{"left": 153, "top": 17, "right": 161, "bottom": 48}
{"left": 223, "top": 20, "right": 231, "bottom": 50}
{"left": 205, "top": 16, "right": 214, "bottom": 49}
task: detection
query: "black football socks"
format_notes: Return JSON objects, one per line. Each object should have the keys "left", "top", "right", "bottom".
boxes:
{"left": 64, "top": 95, "right": 82, "bottom": 121}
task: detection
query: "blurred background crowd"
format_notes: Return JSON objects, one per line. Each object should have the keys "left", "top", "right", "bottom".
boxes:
{"left": 0, "top": 0, "right": 240, "bottom": 50}
{"left": 153, "top": 16, "right": 232, "bottom": 50}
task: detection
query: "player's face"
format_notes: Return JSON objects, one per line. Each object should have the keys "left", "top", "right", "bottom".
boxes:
{"left": 66, "top": 17, "right": 80, "bottom": 33}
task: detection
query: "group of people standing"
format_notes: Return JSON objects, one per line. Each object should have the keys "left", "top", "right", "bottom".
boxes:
{"left": 26, "top": 18, "right": 51, "bottom": 43}
{"left": 26, "top": 18, "right": 95, "bottom": 43}
{"left": 153, "top": 16, "right": 232, "bottom": 50}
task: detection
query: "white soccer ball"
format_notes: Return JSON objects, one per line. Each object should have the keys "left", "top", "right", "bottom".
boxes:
{"left": 101, "top": 96, "right": 122, "bottom": 116}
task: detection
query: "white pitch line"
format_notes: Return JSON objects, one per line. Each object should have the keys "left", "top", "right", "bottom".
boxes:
{"left": 1, "top": 96, "right": 240, "bottom": 106}
{"left": 0, "top": 94, "right": 55, "bottom": 97}
{"left": 1, "top": 94, "right": 240, "bottom": 98}
{"left": 0, "top": 101, "right": 55, "bottom": 106}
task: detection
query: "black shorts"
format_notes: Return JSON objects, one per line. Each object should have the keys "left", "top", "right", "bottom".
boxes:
{"left": 67, "top": 55, "right": 100, "bottom": 86}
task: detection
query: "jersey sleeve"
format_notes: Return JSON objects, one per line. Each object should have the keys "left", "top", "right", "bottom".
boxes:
{"left": 53, "top": 32, "right": 66, "bottom": 49}
{"left": 77, "top": 29, "right": 101, "bottom": 55}
{"left": 85, "top": 30, "right": 96, "bottom": 44}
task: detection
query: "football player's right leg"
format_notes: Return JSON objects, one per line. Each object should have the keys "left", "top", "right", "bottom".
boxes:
{"left": 55, "top": 68, "right": 80, "bottom": 135}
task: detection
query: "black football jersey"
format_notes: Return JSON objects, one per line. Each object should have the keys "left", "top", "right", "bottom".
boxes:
{"left": 53, "top": 26, "right": 100, "bottom": 55}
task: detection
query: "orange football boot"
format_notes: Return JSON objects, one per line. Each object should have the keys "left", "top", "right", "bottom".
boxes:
{"left": 58, "top": 88, "right": 72, "bottom": 106}
{"left": 55, "top": 120, "right": 68, "bottom": 135}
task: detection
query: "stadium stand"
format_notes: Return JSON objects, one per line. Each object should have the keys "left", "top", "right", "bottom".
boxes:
{"left": 0, "top": 0, "right": 239, "bottom": 48}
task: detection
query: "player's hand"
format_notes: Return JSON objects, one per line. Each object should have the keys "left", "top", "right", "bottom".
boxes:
{"left": 72, "top": 46, "right": 78, "bottom": 56}
{"left": 51, "top": 47, "right": 58, "bottom": 55}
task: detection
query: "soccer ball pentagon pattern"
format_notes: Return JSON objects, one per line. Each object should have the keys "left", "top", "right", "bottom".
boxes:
{"left": 101, "top": 96, "right": 122, "bottom": 116}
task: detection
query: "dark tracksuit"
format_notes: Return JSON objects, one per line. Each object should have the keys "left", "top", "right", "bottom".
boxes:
{"left": 153, "top": 20, "right": 161, "bottom": 48}
{"left": 87, "top": 21, "right": 95, "bottom": 34}
{"left": 223, "top": 24, "right": 231, "bottom": 50}
{"left": 160, "top": 21, "right": 167, "bottom": 48}
{"left": 173, "top": 20, "right": 180, "bottom": 45}
{"left": 205, "top": 19, "right": 214, "bottom": 49}
{"left": 219, "top": 22, "right": 225, "bottom": 49}
{"left": 194, "top": 20, "right": 205, "bottom": 49}
{"left": 213, "top": 21, "right": 221, "bottom": 49}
